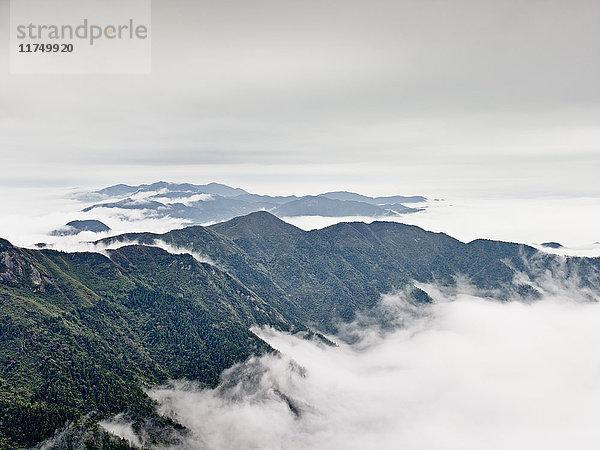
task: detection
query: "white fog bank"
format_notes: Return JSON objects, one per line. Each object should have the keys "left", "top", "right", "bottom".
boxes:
{"left": 148, "top": 286, "right": 600, "bottom": 450}
{"left": 1, "top": 186, "right": 598, "bottom": 258}
{"left": 283, "top": 196, "right": 600, "bottom": 257}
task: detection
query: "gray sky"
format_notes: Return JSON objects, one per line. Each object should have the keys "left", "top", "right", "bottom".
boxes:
{"left": 1, "top": 0, "right": 599, "bottom": 197}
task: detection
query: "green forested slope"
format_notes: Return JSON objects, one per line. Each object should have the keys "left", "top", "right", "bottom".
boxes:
{"left": 2, "top": 212, "right": 599, "bottom": 447}
{"left": 101, "top": 212, "right": 600, "bottom": 329}
{"left": 0, "top": 239, "right": 292, "bottom": 448}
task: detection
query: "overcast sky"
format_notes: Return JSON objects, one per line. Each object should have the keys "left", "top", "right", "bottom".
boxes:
{"left": 1, "top": 0, "right": 599, "bottom": 197}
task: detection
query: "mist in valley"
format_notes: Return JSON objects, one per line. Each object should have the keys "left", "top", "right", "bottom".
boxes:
{"left": 97, "top": 274, "right": 600, "bottom": 449}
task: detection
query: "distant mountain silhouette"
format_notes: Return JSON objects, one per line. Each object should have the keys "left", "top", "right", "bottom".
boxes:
{"left": 51, "top": 219, "right": 111, "bottom": 236}
{"left": 73, "top": 181, "right": 426, "bottom": 228}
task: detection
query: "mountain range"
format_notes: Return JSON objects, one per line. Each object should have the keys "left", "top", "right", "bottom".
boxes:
{"left": 74, "top": 182, "right": 426, "bottom": 227}
{"left": 2, "top": 211, "right": 599, "bottom": 447}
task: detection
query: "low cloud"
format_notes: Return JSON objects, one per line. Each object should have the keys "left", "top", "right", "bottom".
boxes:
{"left": 283, "top": 196, "right": 600, "bottom": 258}
{"left": 148, "top": 240, "right": 216, "bottom": 266}
{"left": 0, "top": 186, "right": 191, "bottom": 249}
{"left": 98, "top": 415, "right": 141, "bottom": 448}
{"left": 151, "top": 193, "right": 215, "bottom": 206}
{"left": 2, "top": 186, "right": 598, "bottom": 258}
{"left": 64, "top": 238, "right": 218, "bottom": 267}
{"left": 143, "top": 281, "right": 600, "bottom": 450}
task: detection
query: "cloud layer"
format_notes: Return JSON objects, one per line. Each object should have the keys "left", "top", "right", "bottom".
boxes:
{"left": 147, "top": 284, "right": 600, "bottom": 450}
{"left": 1, "top": 185, "right": 598, "bottom": 258}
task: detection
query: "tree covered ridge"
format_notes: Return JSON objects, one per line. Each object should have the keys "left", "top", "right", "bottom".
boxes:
{"left": 2, "top": 212, "right": 600, "bottom": 447}
{"left": 101, "top": 212, "right": 600, "bottom": 328}
{"left": 0, "top": 241, "right": 292, "bottom": 448}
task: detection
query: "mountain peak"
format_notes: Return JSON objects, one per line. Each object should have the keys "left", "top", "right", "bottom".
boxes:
{"left": 0, "top": 238, "right": 15, "bottom": 251}
{"left": 51, "top": 220, "right": 111, "bottom": 236}
{"left": 210, "top": 211, "right": 302, "bottom": 239}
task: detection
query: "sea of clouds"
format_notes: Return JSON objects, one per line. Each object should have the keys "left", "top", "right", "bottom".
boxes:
{"left": 1, "top": 185, "right": 599, "bottom": 257}
{"left": 282, "top": 196, "right": 600, "bottom": 257}
{"left": 8, "top": 185, "right": 600, "bottom": 449}
{"left": 97, "top": 278, "right": 600, "bottom": 450}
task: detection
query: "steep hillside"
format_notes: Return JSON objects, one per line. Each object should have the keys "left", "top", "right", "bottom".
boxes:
{"left": 0, "top": 239, "right": 294, "bottom": 448}
{"left": 102, "top": 212, "right": 600, "bottom": 330}
{"left": 4, "top": 213, "right": 600, "bottom": 447}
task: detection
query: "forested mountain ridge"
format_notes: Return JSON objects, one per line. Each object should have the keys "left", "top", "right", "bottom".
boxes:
{"left": 2, "top": 213, "right": 599, "bottom": 447}
{"left": 101, "top": 212, "right": 600, "bottom": 328}
{"left": 0, "top": 238, "right": 295, "bottom": 448}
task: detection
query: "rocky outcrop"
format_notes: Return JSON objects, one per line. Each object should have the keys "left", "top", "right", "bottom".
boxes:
{"left": 0, "top": 240, "right": 25, "bottom": 283}
{"left": 0, "top": 239, "right": 51, "bottom": 291}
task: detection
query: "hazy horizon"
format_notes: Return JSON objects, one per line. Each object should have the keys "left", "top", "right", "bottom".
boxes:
{"left": 1, "top": 0, "right": 599, "bottom": 198}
